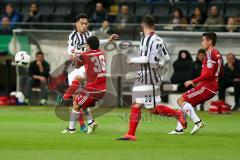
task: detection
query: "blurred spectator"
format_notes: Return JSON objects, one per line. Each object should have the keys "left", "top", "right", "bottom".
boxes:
{"left": 0, "top": 17, "right": 12, "bottom": 35}
{"left": 204, "top": 5, "right": 224, "bottom": 25}
{"left": 24, "top": 3, "right": 41, "bottom": 23}
{"left": 1, "top": 3, "right": 22, "bottom": 28}
{"left": 190, "top": 7, "right": 204, "bottom": 25}
{"left": 25, "top": 51, "right": 50, "bottom": 105}
{"left": 172, "top": 8, "right": 188, "bottom": 25}
{"left": 226, "top": 17, "right": 238, "bottom": 32}
{"left": 192, "top": 49, "right": 205, "bottom": 79}
{"left": 99, "top": 20, "right": 113, "bottom": 35}
{"left": 171, "top": 50, "right": 193, "bottom": 92}
{"left": 219, "top": 53, "right": 240, "bottom": 111}
{"left": 91, "top": 2, "right": 108, "bottom": 23}
{"left": 116, "top": 4, "right": 134, "bottom": 25}
{"left": 192, "top": 49, "right": 206, "bottom": 111}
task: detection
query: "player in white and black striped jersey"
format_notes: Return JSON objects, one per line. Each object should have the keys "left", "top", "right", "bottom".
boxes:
{"left": 60, "top": 13, "right": 118, "bottom": 134}
{"left": 117, "top": 15, "right": 187, "bottom": 141}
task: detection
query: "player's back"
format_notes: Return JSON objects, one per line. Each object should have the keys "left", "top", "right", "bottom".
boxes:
{"left": 201, "top": 48, "right": 223, "bottom": 91}
{"left": 80, "top": 49, "right": 106, "bottom": 91}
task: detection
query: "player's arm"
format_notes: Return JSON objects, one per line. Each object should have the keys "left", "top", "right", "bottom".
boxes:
{"left": 185, "top": 57, "right": 220, "bottom": 87}
{"left": 75, "top": 54, "right": 85, "bottom": 69}
{"left": 67, "top": 32, "right": 76, "bottom": 56}
{"left": 158, "top": 43, "right": 170, "bottom": 67}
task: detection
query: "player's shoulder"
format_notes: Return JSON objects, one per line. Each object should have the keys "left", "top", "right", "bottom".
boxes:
{"left": 68, "top": 30, "right": 77, "bottom": 37}
{"left": 153, "top": 33, "right": 164, "bottom": 43}
{"left": 211, "top": 48, "right": 221, "bottom": 58}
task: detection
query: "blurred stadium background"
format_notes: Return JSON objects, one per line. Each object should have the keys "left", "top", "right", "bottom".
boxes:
{"left": 0, "top": 0, "right": 240, "bottom": 109}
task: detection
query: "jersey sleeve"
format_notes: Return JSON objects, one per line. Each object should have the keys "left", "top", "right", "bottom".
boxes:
{"left": 193, "top": 51, "right": 218, "bottom": 83}
{"left": 67, "top": 31, "right": 76, "bottom": 55}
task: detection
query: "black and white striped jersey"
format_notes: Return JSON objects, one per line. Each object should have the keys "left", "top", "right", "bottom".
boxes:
{"left": 67, "top": 30, "right": 93, "bottom": 55}
{"left": 132, "top": 32, "right": 170, "bottom": 85}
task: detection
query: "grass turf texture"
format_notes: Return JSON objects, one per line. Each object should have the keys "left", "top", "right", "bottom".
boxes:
{"left": 0, "top": 106, "right": 239, "bottom": 160}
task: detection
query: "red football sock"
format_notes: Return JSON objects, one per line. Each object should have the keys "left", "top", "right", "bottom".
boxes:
{"left": 64, "top": 80, "right": 80, "bottom": 100}
{"left": 151, "top": 105, "right": 179, "bottom": 118}
{"left": 78, "top": 109, "right": 85, "bottom": 126}
{"left": 128, "top": 106, "right": 141, "bottom": 136}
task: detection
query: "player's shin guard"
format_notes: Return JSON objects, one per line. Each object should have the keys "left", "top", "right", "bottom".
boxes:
{"left": 78, "top": 109, "right": 85, "bottom": 126}
{"left": 151, "top": 105, "right": 179, "bottom": 118}
{"left": 128, "top": 106, "right": 141, "bottom": 136}
{"left": 63, "top": 80, "right": 80, "bottom": 100}
{"left": 181, "top": 102, "right": 200, "bottom": 123}
{"left": 69, "top": 109, "right": 79, "bottom": 130}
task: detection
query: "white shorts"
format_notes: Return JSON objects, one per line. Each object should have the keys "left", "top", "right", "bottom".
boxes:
{"left": 132, "top": 81, "right": 161, "bottom": 109}
{"left": 68, "top": 66, "right": 85, "bottom": 85}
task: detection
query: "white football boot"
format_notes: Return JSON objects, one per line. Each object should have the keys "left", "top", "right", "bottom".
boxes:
{"left": 61, "top": 128, "right": 76, "bottom": 134}
{"left": 190, "top": 121, "right": 205, "bottom": 135}
{"left": 168, "top": 129, "right": 184, "bottom": 135}
{"left": 87, "top": 121, "right": 99, "bottom": 134}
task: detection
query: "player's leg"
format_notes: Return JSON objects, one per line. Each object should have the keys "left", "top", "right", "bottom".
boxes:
{"left": 63, "top": 67, "right": 85, "bottom": 100}
{"left": 150, "top": 105, "right": 187, "bottom": 129}
{"left": 61, "top": 100, "right": 80, "bottom": 133}
{"left": 78, "top": 91, "right": 104, "bottom": 134}
{"left": 117, "top": 103, "right": 142, "bottom": 141}
{"left": 176, "top": 86, "right": 215, "bottom": 134}
{"left": 79, "top": 109, "right": 87, "bottom": 132}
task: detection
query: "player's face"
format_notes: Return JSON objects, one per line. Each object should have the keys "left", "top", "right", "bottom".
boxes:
{"left": 201, "top": 36, "right": 211, "bottom": 49}
{"left": 76, "top": 18, "right": 89, "bottom": 33}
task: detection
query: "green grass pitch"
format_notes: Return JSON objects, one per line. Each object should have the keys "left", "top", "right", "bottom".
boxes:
{"left": 0, "top": 106, "right": 239, "bottom": 160}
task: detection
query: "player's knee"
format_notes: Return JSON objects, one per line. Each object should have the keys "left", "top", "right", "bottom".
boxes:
{"left": 177, "top": 97, "right": 185, "bottom": 107}
{"left": 74, "top": 76, "right": 83, "bottom": 82}
{"left": 132, "top": 103, "right": 142, "bottom": 108}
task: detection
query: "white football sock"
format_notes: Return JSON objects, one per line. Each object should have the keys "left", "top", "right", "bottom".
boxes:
{"left": 175, "top": 109, "right": 184, "bottom": 131}
{"left": 176, "top": 121, "right": 184, "bottom": 131}
{"left": 83, "top": 108, "right": 94, "bottom": 125}
{"left": 69, "top": 109, "right": 79, "bottom": 130}
{"left": 181, "top": 102, "right": 200, "bottom": 123}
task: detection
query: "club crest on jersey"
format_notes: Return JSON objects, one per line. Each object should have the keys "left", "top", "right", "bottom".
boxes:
{"left": 207, "top": 61, "right": 213, "bottom": 69}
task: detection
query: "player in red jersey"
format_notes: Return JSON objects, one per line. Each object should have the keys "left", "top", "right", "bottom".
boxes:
{"left": 62, "top": 36, "right": 106, "bottom": 134}
{"left": 168, "top": 32, "right": 223, "bottom": 135}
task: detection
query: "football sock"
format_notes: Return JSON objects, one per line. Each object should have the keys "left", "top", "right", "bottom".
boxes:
{"left": 181, "top": 102, "right": 200, "bottom": 123}
{"left": 128, "top": 106, "right": 141, "bottom": 136}
{"left": 152, "top": 105, "right": 179, "bottom": 118}
{"left": 175, "top": 109, "right": 184, "bottom": 131}
{"left": 63, "top": 80, "right": 79, "bottom": 100}
{"left": 69, "top": 109, "right": 79, "bottom": 130}
{"left": 78, "top": 109, "right": 85, "bottom": 126}
{"left": 176, "top": 121, "right": 184, "bottom": 131}
{"left": 83, "top": 108, "right": 94, "bottom": 125}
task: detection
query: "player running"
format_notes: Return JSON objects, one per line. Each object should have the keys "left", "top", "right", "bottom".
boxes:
{"left": 117, "top": 15, "right": 187, "bottom": 141}
{"left": 168, "top": 32, "right": 223, "bottom": 135}
{"left": 62, "top": 36, "right": 106, "bottom": 134}
{"left": 58, "top": 13, "right": 118, "bottom": 132}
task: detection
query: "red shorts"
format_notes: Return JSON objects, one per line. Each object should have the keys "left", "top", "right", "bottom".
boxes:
{"left": 182, "top": 85, "right": 216, "bottom": 107}
{"left": 76, "top": 90, "right": 105, "bottom": 109}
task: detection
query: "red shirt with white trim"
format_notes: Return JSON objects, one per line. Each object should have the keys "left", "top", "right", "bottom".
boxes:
{"left": 192, "top": 48, "right": 223, "bottom": 93}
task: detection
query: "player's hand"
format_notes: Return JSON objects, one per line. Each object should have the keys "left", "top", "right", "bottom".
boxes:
{"left": 127, "top": 57, "right": 133, "bottom": 65}
{"left": 184, "top": 80, "right": 194, "bottom": 88}
{"left": 69, "top": 54, "right": 78, "bottom": 62}
{"left": 108, "top": 34, "right": 119, "bottom": 42}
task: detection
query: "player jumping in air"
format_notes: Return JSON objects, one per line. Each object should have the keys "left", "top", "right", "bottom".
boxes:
{"left": 62, "top": 36, "right": 106, "bottom": 134}
{"left": 59, "top": 13, "right": 118, "bottom": 132}
{"left": 168, "top": 32, "right": 223, "bottom": 135}
{"left": 117, "top": 15, "right": 187, "bottom": 141}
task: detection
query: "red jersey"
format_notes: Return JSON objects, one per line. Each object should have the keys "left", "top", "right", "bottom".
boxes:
{"left": 77, "top": 49, "right": 106, "bottom": 92}
{"left": 192, "top": 48, "right": 223, "bottom": 93}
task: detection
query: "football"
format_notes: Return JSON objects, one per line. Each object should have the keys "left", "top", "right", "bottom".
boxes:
{"left": 15, "top": 51, "right": 31, "bottom": 66}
